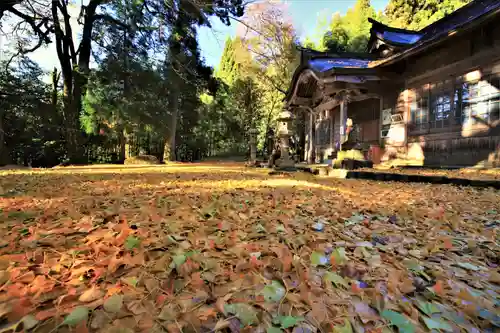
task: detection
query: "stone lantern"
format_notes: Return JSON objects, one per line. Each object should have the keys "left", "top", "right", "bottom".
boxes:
{"left": 275, "top": 109, "right": 296, "bottom": 171}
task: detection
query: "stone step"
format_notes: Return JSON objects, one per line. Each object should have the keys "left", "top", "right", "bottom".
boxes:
{"left": 295, "top": 164, "right": 500, "bottom": 189}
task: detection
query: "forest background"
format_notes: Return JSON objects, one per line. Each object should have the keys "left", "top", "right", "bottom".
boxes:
{"left": 0, "top": 0, "right": 472, "bottom": 166}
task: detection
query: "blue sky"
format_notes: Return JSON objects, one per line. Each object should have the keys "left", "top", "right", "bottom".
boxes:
{"left": 197, "top": 0, "right": 389, "bottom": 69}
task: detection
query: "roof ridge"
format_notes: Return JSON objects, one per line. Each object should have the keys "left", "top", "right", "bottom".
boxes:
{"left": 367, "top": 18, "right": 420, "bottom": 34}
{"left": 418, "top": 0, "right": 492, "bottom": 34}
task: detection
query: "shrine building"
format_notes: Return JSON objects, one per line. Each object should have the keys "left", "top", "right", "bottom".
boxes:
{"left": 285, "top": 0, "right": 500, "bottom": 167}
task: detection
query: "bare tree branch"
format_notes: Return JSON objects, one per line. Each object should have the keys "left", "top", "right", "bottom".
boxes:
{"left": 93, "top": 14, "right": 129, "bottom": 29}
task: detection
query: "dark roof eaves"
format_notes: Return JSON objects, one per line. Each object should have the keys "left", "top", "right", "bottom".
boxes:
{"left": 283, "top": 63, "right": 379, "bottom": 103}
{"left": 368, "top": 18, "right": 420, "bottom": 35}
{"left": 370, "top": 5, "right": 500, "bottom": 68}
{"left": 418, "top": 0, "right": 494, "bottom": 35}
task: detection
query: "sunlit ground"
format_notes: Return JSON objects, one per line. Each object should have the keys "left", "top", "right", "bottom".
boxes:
{"left": 0, "top": 163, "right": 498, "bottom": 332}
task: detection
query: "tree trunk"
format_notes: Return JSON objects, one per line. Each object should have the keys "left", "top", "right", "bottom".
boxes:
{"left": 164, "top": 91, "right": 179, "bottom": 162}
{"left": 51, "top": 67, "right": 59, "bottom": 110}
{"left": 61, "top": 72, "right": 80, "bottom": 163}
{"left": 0, "top": 110, "right": 9, "bottom": 166}
{"left": 117, "top": 125, "right": 126, "bottom": 163}
{"left": 52, "top": 0, "right": 100, "bottom": 164}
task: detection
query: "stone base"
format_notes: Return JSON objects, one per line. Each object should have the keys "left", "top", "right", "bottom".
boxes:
{"left": 245, "top": 160, "right": 261, "bottom": 167}
{"left": 276, "top": 158, "right": 295, "bottom": 168}
{"left": 276, "top": 165, "right": 297, "bottom": 171}
{"left": 269, "top": 165, "right": 297, "bottom": 175}
{"left": 341, "top": 159, "right": 373, "bottom": 170}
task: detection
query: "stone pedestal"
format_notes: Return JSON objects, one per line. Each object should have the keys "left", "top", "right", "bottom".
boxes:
{"left": 275, "top": 109, "right": 296, "bottom": 172}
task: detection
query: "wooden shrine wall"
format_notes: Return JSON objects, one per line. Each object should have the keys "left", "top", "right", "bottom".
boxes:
{"left": 381, "top": 19, "right": 500, "bottom": 167}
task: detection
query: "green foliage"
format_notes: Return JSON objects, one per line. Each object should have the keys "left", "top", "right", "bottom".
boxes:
{"left": 322, "top": 13, "right": 350, "bottom": 52}
{"left": 2, "top": 0, "right": 246, "bottom": 165}
{"left": 209, "top": 2, "right": 300, "bottom": 158}
{"left": 0, "top": 58, "right": 66, "bottom": 167}
{"left": 384, "top": 0, "right": 472, "bottom": 30}
{"left": 300, "top": 0, "right": 376, "bottom": 53}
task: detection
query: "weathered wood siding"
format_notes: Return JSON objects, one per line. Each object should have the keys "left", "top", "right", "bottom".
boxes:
{"left": 382, "top": 18, "right": 500, "bottom": 167}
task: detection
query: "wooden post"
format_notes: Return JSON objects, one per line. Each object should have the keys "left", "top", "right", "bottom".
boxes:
{"left": 308, "top": 111, "right": 314, "bottom": 164}
{"left": 329, "top": 109, "right": 334, "bottom": 156}
{"left": 339, "top": 99, "right": 347, "bottom": 151}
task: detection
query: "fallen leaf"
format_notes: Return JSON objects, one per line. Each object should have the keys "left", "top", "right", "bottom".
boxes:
{"left": 324, "top": 271, "right": 348, "bottom": 288}
{"left": 125, "top": 236, "right": 141, "bottom": 250}
{"left": 262, "top": 280, "right": 286, "bottom": 303}
{"left": 90, "top": 309, "right": 110, "bottom": 330}
{"left": 415, "top": 300, "right": 440, "bottom": 316}
{"left": 224, "top": 303, "right": 258, "bottom": 326}
{"left": 63, "top": 307, "right": 89, "bottom": 326}
{"left": 79, "top": 286, "right": 104, "bottom": 303}
{"left": 422, "top": 317, "right": 453, "bottom": 332}
{"left": 330, "top": 248, "right": 347, "bottom": 266}
{"left": 381, "top": 310, "right": 415, "bottom": 333}
{"left": 21, "top": 314, "right": 39, "bottom": 330}
{"left": 332, "top": 319, "right": 353, "bottom": 333}
{"left": 279, "top": 315, "right": 304, "bottom": 329}
{"left": 158, "top": 304, "right": 176, "bottom": 321}
{"left": 127, "top": 300, "right": 147, "bottom": 315}
{"left": 103, "top": 294, "right": 123, "bottom": 313}
{"left": 488, "top": 270, "right": 500, "bottom": 283}
{"left": 310, "top": 252, "right": 328, "bottom": 266}
{"left": 353, "top": 302, "right": 378, "bottom": 324}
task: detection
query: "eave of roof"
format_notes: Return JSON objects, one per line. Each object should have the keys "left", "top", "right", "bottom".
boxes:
{"left": 286, "top": 0, "right": 500, "bottom": 104}
{"left": 367, "top": 18, "right": 422, "bottom": 52}
{"left": 369, "top": 0, "right": 500, "bottom": 68}
{"left": 284, "top": 63, "right": 382, "bottom": 104}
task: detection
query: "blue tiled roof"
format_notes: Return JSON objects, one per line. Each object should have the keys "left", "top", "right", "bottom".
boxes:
{"left": 382, "top": 31, "right": 422, "bottom": 45}
{"left": 309, "top": 58, "right": 371, "bottom": 72}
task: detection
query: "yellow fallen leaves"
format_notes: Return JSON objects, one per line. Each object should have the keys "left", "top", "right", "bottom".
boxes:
{"left": 79, "top": 287, "right": 105, "bottom": 303}
{"left": 0, "top": 163, "right": 498, "bottom": 332}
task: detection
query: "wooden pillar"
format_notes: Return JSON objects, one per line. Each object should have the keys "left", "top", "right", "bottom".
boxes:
{"left": 339, "top": 99, "right": 348, "bottom": 151}
{"left": 379, "top": 97, "right": 384, "bottom": 145}
{"left": 307, "top": 111, "right": 314, "bottom": 164}
{"left": 330, "top": 109, "right": 334, "bottom": 154}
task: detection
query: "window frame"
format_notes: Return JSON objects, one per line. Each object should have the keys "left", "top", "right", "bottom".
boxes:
{"left": 454, "top": 73, "right": 500, "bottom": 127}
{"left": 428, "top": 79, "right": 453, "bottom": 129}
{"left": 409, "top": 72, "right": 500, "bottom": 134}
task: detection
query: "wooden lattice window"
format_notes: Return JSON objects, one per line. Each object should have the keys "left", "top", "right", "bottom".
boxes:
{"left": 409, "top": 85, "right": 429, "bottom": 131}
{"left": 454, "top": 74, "right": 500, "bottom": 126}
{"left": 429, "top": 80, "right": 452, "bottom": 129}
